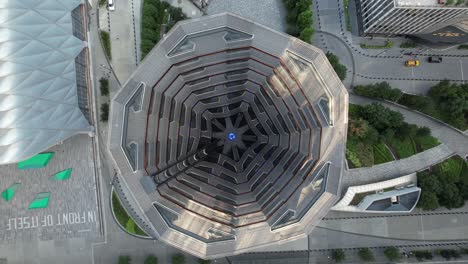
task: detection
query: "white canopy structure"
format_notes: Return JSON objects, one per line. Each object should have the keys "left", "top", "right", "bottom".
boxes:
{"left": 0, "top": 0, "right": 92, "bottom": 164}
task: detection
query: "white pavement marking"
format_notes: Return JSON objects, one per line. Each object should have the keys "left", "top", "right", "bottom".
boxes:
{"left": 459, "top": 59, "right": 464, "bottom": 81}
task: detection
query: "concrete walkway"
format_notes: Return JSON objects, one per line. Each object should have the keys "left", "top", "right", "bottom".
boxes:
{"left": 350, "top": 94, "right": 468, "bottom": 158}
{"left": 343, "top": 144, "right": 453, "bottom": 188}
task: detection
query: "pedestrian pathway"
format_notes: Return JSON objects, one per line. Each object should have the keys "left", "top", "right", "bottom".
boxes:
{"left": 343, "top": 144, "right": 453, "bottom": 188}
{"left": 350, "top": 94, "right": 468, "bottom": 157}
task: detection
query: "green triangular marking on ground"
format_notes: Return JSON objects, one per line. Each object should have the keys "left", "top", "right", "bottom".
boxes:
{"left": 18, "top": 153, "right": 54, "bottom": 170}
{"left": 28, "top": 193, "right": 50, "bottom": 209}
{"left": 50, "top": 168, "right": 72, "bottom": 181}
{"left": 1, "top": 183, "right": 21, "bottom": 202}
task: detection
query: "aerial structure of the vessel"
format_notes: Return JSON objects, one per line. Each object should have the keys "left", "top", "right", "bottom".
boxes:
{"left": 109, "top": 13, "right": 348, "bottom": 259}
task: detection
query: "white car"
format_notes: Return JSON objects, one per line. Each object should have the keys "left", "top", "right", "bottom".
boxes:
{"left": 108, "top": 0, "right": 115, "bottom": 11}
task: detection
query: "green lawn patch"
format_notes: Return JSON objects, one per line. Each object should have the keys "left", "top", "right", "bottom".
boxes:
{"left": 344, "top": 0, "right": 351, "bottom": 31}
{"left": 388, "top": 137, "right": 416, "bottom": 159}
{"left": 373, "top": 143, "right": 394, "bottom": 165}
{"left": 112, "top": 191, "right": 148, "bottom": 236}
{"left": 99, "top": 0, "right": 107, "bottom": 6}
{"left": 100, "top": 30, "right": 112, "bottom": 60}
{"left": 346, "top": 139, "right": 373, "bottom": 168}
{"left": 360, "top": 41, "right": 393, "bottom": 49}
{"left": 414, "top": 134, "right": 440, "bottom": 152}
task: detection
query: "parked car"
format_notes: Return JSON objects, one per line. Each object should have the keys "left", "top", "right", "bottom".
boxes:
{"left": 108, "top": 0, "right": 115, "bottom": 11}
{"left": 405, "top": 60, "right": 420, "bottom": 67}
{"left": 428, "top": 56, "right": 442, "bottom": 63}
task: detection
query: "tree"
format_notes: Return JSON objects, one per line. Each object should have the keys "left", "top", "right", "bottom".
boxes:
{"left": 414, "top": 250, "right": 433, "bottom": 261}
{"left": 358, "top": 103, "right": 404, "bottom": 133}
{"left": 299, "top": 27, "right": 314, "bottom": 43}
{"left": 384, "top": 247, "right": 401, "bottom": 262}
{"left": 358, "top": 248, "right": 375, "bottom": 262}
{"left": 353, "top": 82, "right": 402, "bottom": 102}
{"left": 198, "top": 259, "right": 211, "bottom": 264}
{"left": 297, "top": 10, "right": 313, "bottom": 29}
{"left": 416, "top": 127, "right": 431, "bottom": 137}
{"left": 172, "top": 254, "right": 185, "bottom": 264}
{"left": 119, "top": 256, "right": 131, "bottom": 264}
{"left": 331, "top": 249, "right": 345, "bottom": 263}
{"left": 326, "top": 52, "right": 347, "bottom": 80}
{"left": 101, "top": 103, "right": 109, "bottom": 122}
{"left": 418, "top": 191, "right": 440, "bottom": 210}
{"left": 439, "top": 249, "right": 461, "bottom": 260}
{"left": 144, "top": 255, "right": 158, "bottom": 264}
{"left": 99, "top": 78, "right": 109, "bottom": 96}
{"left": 438, "top": 182, "right": 464, "bottom": 209}
{"left": 349, "top": 119, "right": 368, "bottom": 138}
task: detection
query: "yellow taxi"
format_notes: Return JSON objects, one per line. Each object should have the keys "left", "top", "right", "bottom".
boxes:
{"left": 405, "top": 60, "right": 420, "bottom": 67}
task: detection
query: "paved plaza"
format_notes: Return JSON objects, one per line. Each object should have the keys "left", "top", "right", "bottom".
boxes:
{"left": 207, "top": 0, "right": 287, "bottom": 32}
{"left": 0, "top": 135, "right": 100, "bottom": 243}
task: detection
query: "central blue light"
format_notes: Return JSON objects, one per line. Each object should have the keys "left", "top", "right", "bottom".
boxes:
{"left": 228, "top": 132, "right": 236, "bottom": 141}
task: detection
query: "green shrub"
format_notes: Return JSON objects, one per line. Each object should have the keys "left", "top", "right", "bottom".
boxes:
{"left": 458, "top": 44, "right": 468, "bottom": 49}
{"left": 299, "top": 27, "right": 314, "bottom": 43}
{"left": 172, "top": 254, "right": 185, "bottom": 264}
{"left": 358, "top": 248, "right": 375, "bottom": 262}
{"left": 353, "top": 82, "right": 402, "bottom": 102}
{"left": 360, "top": 41, "right": 393, "bottom": 49}
{"left": 282, "top": 0, "right": 314, "bottom": 40}
{"left": 331, "top": 249, "right": 345, "bottom": 263}
{"left": 119, "top": 256, "right": 131, "bottom": 264}
{"left": 326, "top": 52, "right": 347, "bottom": 80}
{"left": 99, "top": 0, "right": 107, "bottom": 6}
{"left": 111, "top": 191, "right": 148, "bottom": 236}
{"left": 145, "top": 255, "right": 158, "bottom": 264}
{"left": 99, "top": 78, "right": 109, "bottom": 96}
{"left": 100, "top": 31, "right": 112, "bottom": 60}
{"left": 384, "top": 247, "right": 401, "bottom": 262}
{"left": 100, "top": 103, "right": 109, "bottom": 122}
{"left": 439, "top": 249, "right": 461, "bottom": 260}
{"left": 198, "top": 259, "right": 210, "bottom": 264}
{"left": 414, "top": 134, "right": 439, "bottom": 151}
{"left": 413, "top": 250, "right": 433, "bottom": 261}
{"left": 373, "top": 143, "right": 394, "bottom": 165}
{"left": 418, "top": 191, "right": 440, "bottom": 210}
{"left": 346, "top": 149, "right": 362, "bottom": 168}
{"left": 388, "top": 137, "right": 416, "bottom": 159}
{"left": 400, "top": 41, "right": 418, "bottom": 48}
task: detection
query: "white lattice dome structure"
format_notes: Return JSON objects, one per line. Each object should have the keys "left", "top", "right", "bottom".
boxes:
{"left": 0, "top": 0, "right": 92, "bottom": 164}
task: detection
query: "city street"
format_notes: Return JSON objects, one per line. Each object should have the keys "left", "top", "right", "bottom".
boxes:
{"left": 313, "top": 0, "right": 468, "bottom": 94}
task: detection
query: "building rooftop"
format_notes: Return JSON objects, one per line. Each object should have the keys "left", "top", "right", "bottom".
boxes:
{"left": 396, "top": 0, "right": 466, "bottom": 7}
{"left": 0, "top": 0, "right": 92, "bottom": 164}
{"left": 109, "top": 13, "right": 348, "bottom": 259}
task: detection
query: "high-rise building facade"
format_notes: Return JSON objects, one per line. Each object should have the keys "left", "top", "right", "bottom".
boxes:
{"left": 355, "top": 0, "right": 468, "bottom": 35}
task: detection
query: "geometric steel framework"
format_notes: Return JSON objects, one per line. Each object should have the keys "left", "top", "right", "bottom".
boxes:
{"left": 0, "top": 0, "right": 92, "bottom": 165}
{"left": 109, "top": 13, "right": 348, "bottom": 259}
